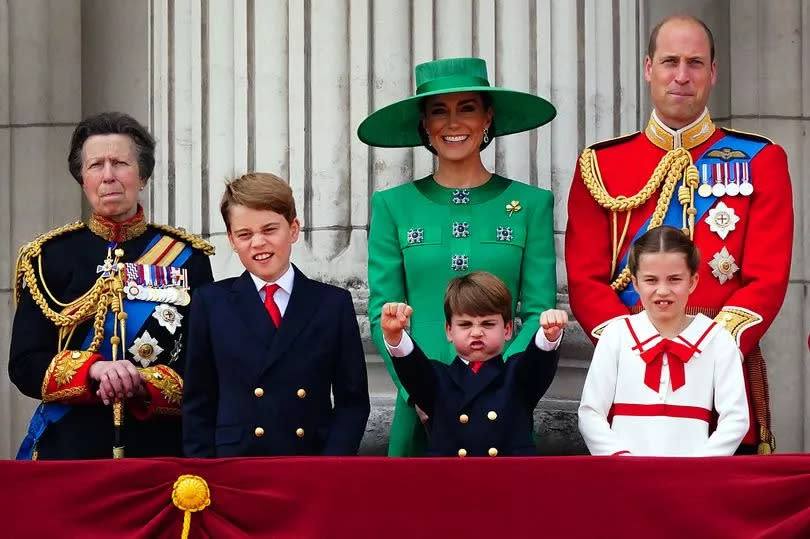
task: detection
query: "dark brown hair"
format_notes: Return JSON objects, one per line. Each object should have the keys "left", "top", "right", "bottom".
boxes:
{"left": 220, "top": 172, "right": 297, "bottom": 230}
{"left": 68, "top": 112, "right": 155, "bottom": 184}
{"left": 628, "top": 225, "right": 700, "bottom": 276}
{"left": 444, "top": 271, "right": 512, "bottom": 324}
{"left": 647, "top": 14, "right": 715, "bottom": 62}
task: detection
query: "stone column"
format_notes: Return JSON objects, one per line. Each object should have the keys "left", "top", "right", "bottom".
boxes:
{"left": 728, "top": 0, "right": 810, "bottom": 452}
{"left": 0, "top": 0, "right": 83, "bottom": 457}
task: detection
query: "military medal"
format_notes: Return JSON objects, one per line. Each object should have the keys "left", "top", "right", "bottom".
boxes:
{"left": 725, "top": 162, "right": 741, "bottom": 196}
{"left": 128, "top": 331, "right": 165, "bottom": 367}
{"left": 121, "top": 262, "right": 190, "bottom": 306}
{"left": 697, "top": 164, "right": 712, "bottom": 197}
{"left": 705, "top": 202, "right": 740, "bottom": 240}
{"left": 709, "top": 247, "right": 739, "bottom": 284}
{"left": 739, "top": 162, "right": 753, "bottom": 196}
{"left": 711, "top": 163, "right": 726, "bottom": 197}
{"left": 153, "top": 304, "right": 183, "bottom": 334}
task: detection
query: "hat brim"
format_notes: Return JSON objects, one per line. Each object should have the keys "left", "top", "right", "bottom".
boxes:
{"left": 357, "top": 86, "right": 556, "bottom": 148}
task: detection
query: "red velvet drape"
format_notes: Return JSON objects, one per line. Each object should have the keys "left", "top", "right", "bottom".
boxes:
{"left": 3, "top": 456, "right": 810, "bottom": 538}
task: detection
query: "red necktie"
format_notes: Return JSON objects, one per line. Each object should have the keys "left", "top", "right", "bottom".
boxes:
{"left": 640, "top": 338, "right": 695, "bottom": 392}
{"left": 470, "top": 361, "right": 483, "bottom": 373}
{"left": 264, "top": 283, "right": 282, "bottom": 327}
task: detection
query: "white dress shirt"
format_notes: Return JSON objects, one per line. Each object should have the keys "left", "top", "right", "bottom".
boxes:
{"left": 249, "top": 264, "right": 295, "bottom": 316}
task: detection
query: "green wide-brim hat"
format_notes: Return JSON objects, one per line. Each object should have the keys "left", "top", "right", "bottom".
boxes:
{"left": 357, "top": 57, "right": 556, "bottom": 148}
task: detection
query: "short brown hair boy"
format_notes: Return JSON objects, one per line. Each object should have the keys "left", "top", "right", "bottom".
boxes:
{"left": 220, "top": 172, "right": 297, "bottom": 230}
{"left": 444, "top": 271, "right": 512, "bottom": 324}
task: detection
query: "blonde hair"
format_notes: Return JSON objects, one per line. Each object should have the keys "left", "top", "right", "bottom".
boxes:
{"left": 220, "top": 172, "right": 297, "bottom": 230}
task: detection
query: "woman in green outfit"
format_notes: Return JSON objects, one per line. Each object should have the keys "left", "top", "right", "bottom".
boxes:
{"left": 358, "top": 57, "right": 558, "bottom": 456}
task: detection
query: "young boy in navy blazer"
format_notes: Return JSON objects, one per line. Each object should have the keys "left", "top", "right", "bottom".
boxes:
{"left": 381, "top": 271, "right": 566, "bottom": 457}
{"left": 183, "top": 172, "right": 370, "bottom": 457}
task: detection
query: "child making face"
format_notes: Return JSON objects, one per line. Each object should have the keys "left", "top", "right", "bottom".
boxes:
{"left": 578, "top": 226, "right": 749, "bottom": 456}
{"left": 382, "top": 271, "right": 567, "bottom": 457}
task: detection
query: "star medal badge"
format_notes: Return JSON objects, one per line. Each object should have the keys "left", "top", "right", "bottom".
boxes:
{"left": 128, "top": 331, "right": 164, "bottom": 367}
{"left": 705, "top": 202, "right": 740, "bottom": 240}
{"left": 153, "top": 304, "right": 183, "bottom": 334}
{"left": 709, "top": 247, "right": 739, "bottom": 284}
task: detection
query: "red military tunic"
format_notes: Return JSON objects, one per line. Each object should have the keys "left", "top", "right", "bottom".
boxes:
{"left": 566, "top": 109, "right": 793, "bottom": 450}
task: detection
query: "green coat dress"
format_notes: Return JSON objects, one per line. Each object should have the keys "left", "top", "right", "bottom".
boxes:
{"left": 368, "top": 174, "right": 557, "bottom": 456}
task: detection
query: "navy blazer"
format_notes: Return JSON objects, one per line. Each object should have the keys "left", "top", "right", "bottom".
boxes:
{"left": 392, "top": 337, "right": 558, "bottom": 457}
{"left": 183, "top": 266, "right": 370, "bottom": 457}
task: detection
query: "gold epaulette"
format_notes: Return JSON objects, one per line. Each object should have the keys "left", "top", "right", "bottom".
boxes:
{"left": 14, "top": 221, "right": 86, "bottom": 307}
{"left": 586, "top": 131, "right": 641, "bottom": 151}
{"left": 149, "top": 223, "right": 216, "bottom": 256}
{"left": 720, "top": 127, "right": 773, "bottom": 145}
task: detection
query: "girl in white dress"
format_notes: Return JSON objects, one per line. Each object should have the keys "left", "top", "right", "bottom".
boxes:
{"left": 578, "top": 226, "right": 748, "bottom": 456}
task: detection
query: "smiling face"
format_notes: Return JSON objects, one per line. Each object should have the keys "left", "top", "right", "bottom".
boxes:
{"left": 645, "top": 18, "right": 716, "bottom": 129}
{"left": 446, "top": 312, "right": 512, "bottom": 363}
{"left": 421, "top": 91, "right": 493, "bottom": 163}
{"left": 227, "top": 204, "right": 300, "bottom": 282}
{"left": 631, "top": 251, "right": 699, "bottom": 331}
{"left": 81, "top": 134, "right": 145, "bottom": 222}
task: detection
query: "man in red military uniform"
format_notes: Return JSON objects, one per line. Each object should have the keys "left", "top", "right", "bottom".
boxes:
{"left": 566, "top": 14, "right": 793, "bottom": 453}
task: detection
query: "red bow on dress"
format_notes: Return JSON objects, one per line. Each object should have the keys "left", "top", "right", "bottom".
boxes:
{"left": 640, "top": 338, "right": 695, "bottom": 392}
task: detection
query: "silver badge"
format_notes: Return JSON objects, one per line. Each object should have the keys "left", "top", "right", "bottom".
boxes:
{"left": 705, "top": 202, "right": 740, "bottom": 240}
{"left": 128, "top": 331, "right": 165, "bottom": 367}
{"left": 153, "top": 304, "right": 183, "bottom": 334}
{"left": 709, "top": 247, "right": 739, "bottom": 284}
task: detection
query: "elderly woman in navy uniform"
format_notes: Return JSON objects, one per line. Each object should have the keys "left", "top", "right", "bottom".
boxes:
{"left": 359, "top": 57, "right": 559, "bottom": 456}
{"left": 10, "top": 112, "right": 214, "bottom": 459}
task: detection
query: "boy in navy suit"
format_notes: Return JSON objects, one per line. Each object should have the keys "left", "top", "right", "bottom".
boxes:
{"left": 183, "top": 172, "right": 370, "bottom": 457}
{"left": 381, "top": 271, "right": 566, "bottom": 457}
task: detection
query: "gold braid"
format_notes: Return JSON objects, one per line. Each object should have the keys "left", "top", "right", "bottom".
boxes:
{"left": 15, "top": 221, "right": 212, "bottom": 355}
{"left": 15, "top": 222, "right": 120, "bottom": 353}
{"left": 579, "top": 146, "right": 697, "bottom": 291}
{"left": 149, "top": 223, "right": 216, "bottom": 255}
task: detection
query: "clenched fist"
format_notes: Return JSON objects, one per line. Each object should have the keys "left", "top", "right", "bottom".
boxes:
{"left": 540, "top": 309, "right": 568, "bottom": 343}
{"left": 381, "top": 302, "right": 414, "bottom": 346}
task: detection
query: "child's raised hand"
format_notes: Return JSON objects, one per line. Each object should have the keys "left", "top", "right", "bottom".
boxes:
{"left": 540, "top": 309, "right": 568, "bottom": 342}
{"left": 381, "top": 302, "right": 414, "bottom": 345}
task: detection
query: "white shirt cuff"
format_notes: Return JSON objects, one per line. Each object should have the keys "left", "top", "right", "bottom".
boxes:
{"left": 534, "top": 329, "right": 563, "bottom": 351}
{"left": 384, "top": 331, "right": 415, "bottom": 357}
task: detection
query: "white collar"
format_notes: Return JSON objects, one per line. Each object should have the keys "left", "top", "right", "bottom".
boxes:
{"left": 249, "top": 263, "right": 295, "bottom": 295}
{"left": 628, "top": 311, "right": 718, "bottom": 354}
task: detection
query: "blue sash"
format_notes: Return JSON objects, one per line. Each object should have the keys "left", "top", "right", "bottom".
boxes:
{"left": 16, "top": 235, "right": 192, "bottom": 459}
{"left": 615, "top": 133, "right": 767, "bottom": 307}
